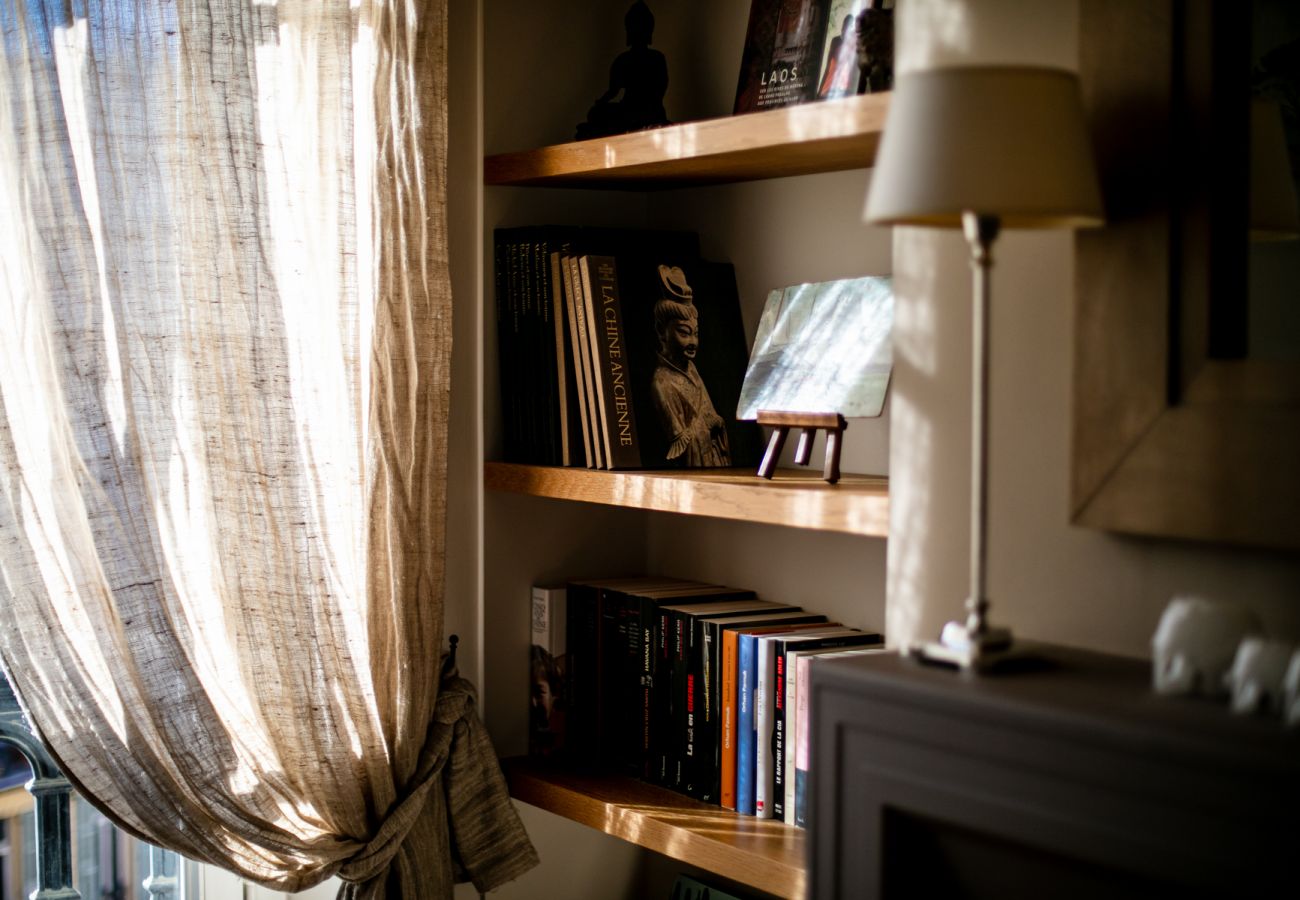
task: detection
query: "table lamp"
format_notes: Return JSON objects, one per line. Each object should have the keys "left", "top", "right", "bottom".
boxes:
{"left": 864, "top": 66, "right": 1104, "bottom": 670}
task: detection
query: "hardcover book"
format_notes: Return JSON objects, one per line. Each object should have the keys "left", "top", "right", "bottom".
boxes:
{"left": 734, "top": 0, "right": 832, "bottom": 114}
{"left": 582, "top": 254, "right": 762, "bottom": 470}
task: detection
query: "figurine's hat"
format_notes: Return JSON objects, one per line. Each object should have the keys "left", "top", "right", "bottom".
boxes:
{"left": 658, "top": 265, "right": 693, "bottom": 301}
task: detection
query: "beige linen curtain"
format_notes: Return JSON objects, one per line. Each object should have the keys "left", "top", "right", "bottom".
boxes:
{"left": 0, "top": 1, "right": 535, "bottom": 896}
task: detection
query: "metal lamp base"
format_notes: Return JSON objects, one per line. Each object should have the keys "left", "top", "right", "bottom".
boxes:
{"left": 907, "top": 620, "right": 1020, "bottom": 672}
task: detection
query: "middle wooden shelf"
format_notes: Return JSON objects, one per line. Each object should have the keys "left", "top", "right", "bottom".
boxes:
{"left": 484, "top": 462, "right": 889, "bottom": 537}
{"left": 503, "top": 756, "right": 806, "bottom": 900}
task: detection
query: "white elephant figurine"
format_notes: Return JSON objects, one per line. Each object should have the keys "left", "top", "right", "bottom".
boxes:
{"left": 1150, "top": 596, "right": 1262, "bottom": 697}
{"left": 1225, "top": 638, "right": 1294, "bottom": 715}
{"left": 1282, "top": 649, "right": 1300, "bottom": 728}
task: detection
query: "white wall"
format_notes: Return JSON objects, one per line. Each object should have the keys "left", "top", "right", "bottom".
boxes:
{"left": 885, "top": 0, "right": 1300, "bottom": 657}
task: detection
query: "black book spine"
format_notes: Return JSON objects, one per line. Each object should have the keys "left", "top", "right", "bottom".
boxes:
{"left": 670, "top": 609, "right": 688, "bottom": 790}
{"left": 567, "top": 582, "right": 607, "bottom": 764}
{"left": 771, "top": 640, "right": 789, "bottom": 820}
{"left": 653, "top": 605, "right": 674, "bottom": 785}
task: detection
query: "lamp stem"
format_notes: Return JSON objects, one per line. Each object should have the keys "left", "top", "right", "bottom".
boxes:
{"left": 963, "top": 212, "right": 1000, "bottom": 642}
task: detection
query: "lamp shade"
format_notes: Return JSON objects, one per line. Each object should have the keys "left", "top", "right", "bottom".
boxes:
{"left": 864, "top": 66, "right": 1104, "bottom": 229}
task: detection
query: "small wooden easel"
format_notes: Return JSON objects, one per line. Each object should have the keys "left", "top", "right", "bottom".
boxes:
{"left": 755, "top": 411, "right": 848, "bottom": 484}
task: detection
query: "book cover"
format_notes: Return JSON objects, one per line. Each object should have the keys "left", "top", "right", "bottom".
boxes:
{"left": 590, "top": 255, "right": 762, "bottom": 470}
{"left": 737, "top": 276, "right": 894, "bottom": 421}
{"left": 814, "top": 1, "right": 871, "bottom": 100}
{"left": 529, "top": 585, "right": 568, "bottom": 757}
{"left": 792, "top": 647, "right": 884, "bottom": 828}
{"left": 719, "top": 618, "right": 834, "bottom": 810}
{"left": 734, "top": 0, "right": 832, "bottom": 114}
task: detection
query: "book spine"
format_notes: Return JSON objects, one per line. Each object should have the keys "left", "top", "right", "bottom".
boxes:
{"left": 720, "top": 628, "right": 739, "bottom": 810}
{"left": 580, "top": 255, "right": 640, "bottom": 469}
{"left": 600, "top": 588, "right": 642, "bottom": 775}
{"left": 565, "top": 582, "right": 602, "bottom": 763}
{"left": 534, "top": 238, "right": 558, "bottom": 465}
{"left": 783, "top": 649, "right": 799, "bottom": 824}
{"left": 563, "top": 254, "right": 597, "bottom": 468}
{"left": 654, "top": 606, "right": 674, "bottom": 785}
{"left": 638, "top": 596, "right": 656, "bottom": 780}
{"left": 754, "top": 637, "right": 776, "bottom": 819}
{"left": 575, "top": 256, "right": 608, "bottom": 468}
{"left": 670, "top": 609, "right": 689, "bottom": 789}
{"left": 771, "top": 642, "right": 788, "bottom": 820}
{"left": 794, "top": 654, "right": 814, "bottom": 829}
{"left": 696, "top": 620, "right": 718, "bottom": 801}
{"left": 736, "top": 634, "right": 758, "bottom": 815}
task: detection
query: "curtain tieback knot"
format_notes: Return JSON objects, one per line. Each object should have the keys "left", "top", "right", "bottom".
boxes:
{"left": 337, "top": 666, "right": 476, "bottom": 885}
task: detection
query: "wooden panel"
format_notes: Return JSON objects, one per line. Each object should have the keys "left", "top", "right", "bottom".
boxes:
{"left": 483, "top": 463, "right": 889, "bottom": 537}
{"left": 483, "top": 93, "right": 890, "bottom": 189}
{"left": 503, "top": 757, "right": 805, "bottom": 900}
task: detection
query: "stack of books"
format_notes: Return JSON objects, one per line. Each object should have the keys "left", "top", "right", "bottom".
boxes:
{"left": 530, "top": 577, "right": 884, "bottom": 827}
{"left": 494, "top": 227, "right": 761, "bottom": 470}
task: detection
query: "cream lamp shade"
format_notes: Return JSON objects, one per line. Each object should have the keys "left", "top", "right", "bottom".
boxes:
{"left": 864, "top": 66, "right": 1104, "bottom": 229}
{"left": 1250, "top": 96, "right": 1300, "bottom": 241}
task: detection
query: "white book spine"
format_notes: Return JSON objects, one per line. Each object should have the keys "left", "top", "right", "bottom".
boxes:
{"left": 783, "top": 650, "right": 799, "bottom": 824}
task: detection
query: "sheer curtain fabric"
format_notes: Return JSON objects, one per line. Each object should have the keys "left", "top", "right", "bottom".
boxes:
{"left": 0, "top": 1, "right": 534, "bottom": 895}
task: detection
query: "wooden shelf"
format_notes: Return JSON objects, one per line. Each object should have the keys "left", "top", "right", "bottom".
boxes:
{"left": 503, "top": 757, "right": 805, "bottom": 899}
{"left": 484, "top": 463, "right": 889, "bottom": 538}
{"left": 483, "top": 92, "right": 890, "bottom": 189}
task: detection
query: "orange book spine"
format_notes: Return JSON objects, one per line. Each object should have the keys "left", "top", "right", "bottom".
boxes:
{"left": 720, "top": 628, "right": 740, "bottom": 810}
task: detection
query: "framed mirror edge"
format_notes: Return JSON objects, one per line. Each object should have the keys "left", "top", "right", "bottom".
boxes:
{"left": 1072, "top": 0, "right": 1300, "bottom": 552}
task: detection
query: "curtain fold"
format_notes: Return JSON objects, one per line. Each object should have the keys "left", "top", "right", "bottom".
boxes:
{"left": 0, "top": 1, "right": 536, "bottom": 895}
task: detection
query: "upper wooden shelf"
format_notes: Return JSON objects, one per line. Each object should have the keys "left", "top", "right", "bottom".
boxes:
{"left": 483, "top": 92, "right": 890, "bottom": 189}
{"left": 484, "top": 462, "right": 889, "bottom": 538}
{"left": 503, "top": 756, "right": 804, "bottom": 899}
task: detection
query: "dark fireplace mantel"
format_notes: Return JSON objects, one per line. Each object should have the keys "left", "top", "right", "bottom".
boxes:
{"left": 808, "top": 646, "right": 1300, "bottom": 898}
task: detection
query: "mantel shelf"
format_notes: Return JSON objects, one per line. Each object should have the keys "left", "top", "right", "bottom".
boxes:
{"left": 503, "top": 757, "right": 805, "bottom": 899}
{"left": 483, "top": 92, "right": 890, "bottom": 189}
{"left": 483, "top": 463, "right": 889, "bottom": 537}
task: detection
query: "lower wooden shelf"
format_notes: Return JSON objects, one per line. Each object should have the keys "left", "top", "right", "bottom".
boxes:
{"left": 484, "top": 462, "right": 889, "bottom": 538}
{"left": 503, "top": 756, "right": 806, "bottom": 899}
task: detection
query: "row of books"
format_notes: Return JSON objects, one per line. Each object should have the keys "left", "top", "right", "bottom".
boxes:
{"left": 530, "top": 577, "right": 883, "bottom": 827}
{"left": 494, "top": 226, "right": 761, "bottom": 470}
